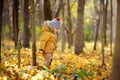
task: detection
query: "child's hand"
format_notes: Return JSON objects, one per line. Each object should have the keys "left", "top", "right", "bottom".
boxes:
{"left": 39, "top": 50, "right": 43, "bottom": 54}
{"left": 39, "top": 49, "right": 44, "bottom": 54}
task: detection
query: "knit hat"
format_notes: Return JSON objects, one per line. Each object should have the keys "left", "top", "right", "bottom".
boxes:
{"left": 44, "top": 17, "right": 61, "bottom": 29}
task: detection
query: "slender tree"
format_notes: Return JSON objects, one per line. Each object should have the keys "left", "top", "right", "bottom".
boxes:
{"left": 50, "top": 0, "right": 57, "bottom": 17}
{"left": 8, "top": 0, "right": 13, "bottom": 40}
{"left": 100, "top": 0, "right": 106, "bottom": 66}
{"left": 75, "top": 0, "right": 85, "bottom": 54}
{"left": 38, "top": 0, "right": 44, "bottom": 25}
{"left": 103, "top": 0, "right": 108, "bottom": 46}
{"left": 110, "top": 0, "right": 113, "bottom": 56}
{"left": 44, "top": 0, "right": 52, "bottom": 20}
{"left": 30, "top": 0, "right": 36, "bottom": 66}
{"left": 54, "top": 0, "right": 61, "bottom": 18}
{"left": 111, "top": 0, "right": 120, "bottom": 79}
{"left": 0, "top": 0, "right": 4, "bottom": 63}
{"left": 18, "top": 31, "right": 21, "bottom": 68}
{"left": 67, "top": 0, "right": 72, "bottom": 49}
{"left": 93, "top": 0, "right": 100, "bottom": 50}
{"left": 3, "top": 0, "right": 10, "bottom": 32}
{"left": 13, "top": 0, "right": 19, "bottom": 47}
{"left": 23, "top": 0, "right": 30, "bottom": 48}
{"left": 61, "top": 0, "right": 66, "bottom": 52}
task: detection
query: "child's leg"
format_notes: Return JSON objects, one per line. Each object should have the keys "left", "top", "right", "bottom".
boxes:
{"left": 45, "top": 58, "right": 53, "bottom": 68}
{"left": 43, "top": 53, "right": 53, "bottom": 68}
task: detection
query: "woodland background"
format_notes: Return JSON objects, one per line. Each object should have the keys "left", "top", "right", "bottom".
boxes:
{"left": 0, "top": 0, "right": 120, "bottom": 80}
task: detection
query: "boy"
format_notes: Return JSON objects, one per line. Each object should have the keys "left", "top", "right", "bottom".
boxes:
{"left": 39, "top": 18, "right": 61, "bottom": 68}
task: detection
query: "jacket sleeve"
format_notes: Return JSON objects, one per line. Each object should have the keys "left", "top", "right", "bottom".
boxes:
{"left": 39, "top": 32, "right": 50, "bottom": 51}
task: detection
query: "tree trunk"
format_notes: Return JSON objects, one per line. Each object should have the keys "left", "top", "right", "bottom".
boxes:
{"left": 8, "top": 0, "right": 13, "bottom": 40}
{"left": 0, "top": 0, "right": 4, "bottom": 63}
{"left": 111, "top": 0, "right": 120, "bottom": 79}
{"left": 93, "top": 15, "right": 100, "bottom": 51}
{"left": 30, "top": 0, "right": 36, "bottom": 66}
{"left": 75, "top": 0, "right": 85, "bottom": 55}
{"left": 61, "top": 0, "right": 66, "bottom": 52}
{"left": 23, "top": 0, "right": 30, "bottom": 48}
{"left": 100, "top": 0, "right": 105, "bottom": 66}
{"left": 18, "top": 31, "right": 21, "bottom": 68}
{"left": 67, "top": 0, "right": 72, "bottom": 49}
{"left": 54, "top": 0, "right": 61, "bottom": 18}
{"left": 13, "top": 0, "right": 19, "bottom": 47}
{"left": 2, "top": 0, "right": 9, "bottom": 28}
{"left": 110, "top": 0, "right": 113, "bottom": 56}
{"left": 103, "top": 0, "right": 108, "bottom": 46}
{"left": 50, "top": 0, "right": 57, "bottom": 17}
{"left": 93, "top": 0, "right": 100, "bottom": 50}
{"left": 44, "top": 0, "right": 52, "bottom": 20}
{"left": 38, "top": 0, "right": 44, "bottom": 25}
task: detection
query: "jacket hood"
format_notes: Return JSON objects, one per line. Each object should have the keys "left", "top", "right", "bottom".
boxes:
{"left": 41, "top": 26, "right": 54, "bottom": 33}
{"left": 41, "top": 26, "right": 49, "bottom": 32}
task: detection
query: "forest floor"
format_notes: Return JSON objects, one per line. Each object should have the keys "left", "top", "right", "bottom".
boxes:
{"left": 0, "top": 41, "right": 112, "bottom": 80}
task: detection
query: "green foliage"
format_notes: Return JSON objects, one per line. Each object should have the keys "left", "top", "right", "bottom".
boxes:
{"left": 43, "top": 65, "right": 51, "bottom": 73}
{"left": 19, "top": 21, "right": 41, "bottom": 35}
{"left": 88, "top": 62, "right": 96, "bottom": 67}
{"left": 35, "top": 26, "right": 41, "bottom": 35}
{"left": 84, "top": 0, "right": 95, "bottom": 41}
{"left": 2, "top": 25, "right": 10, "bottom": 39}
{"left": 84, "top": 18, "right": 94, "bottom": 41}
{"left": 51, "top": 64, "right": 68, "bottom": 77}
{"left": 3, "top": 25, "right": 9, "bottom": 33}
{"left": 44, "top": 64, "right": 68, "bottom": 78}
{"left": 19, "top": 21, "right": 24, "bottom": 32}
{"left": 71, "top": 68, "right": 93, "bottom": 79}
{"left": 43, "top": 64, "right": 93, "bottom": 79}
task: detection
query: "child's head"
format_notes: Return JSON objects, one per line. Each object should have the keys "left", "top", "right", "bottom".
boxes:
{"left": 43, "top": 17, "right": 61, "bottom": 33}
